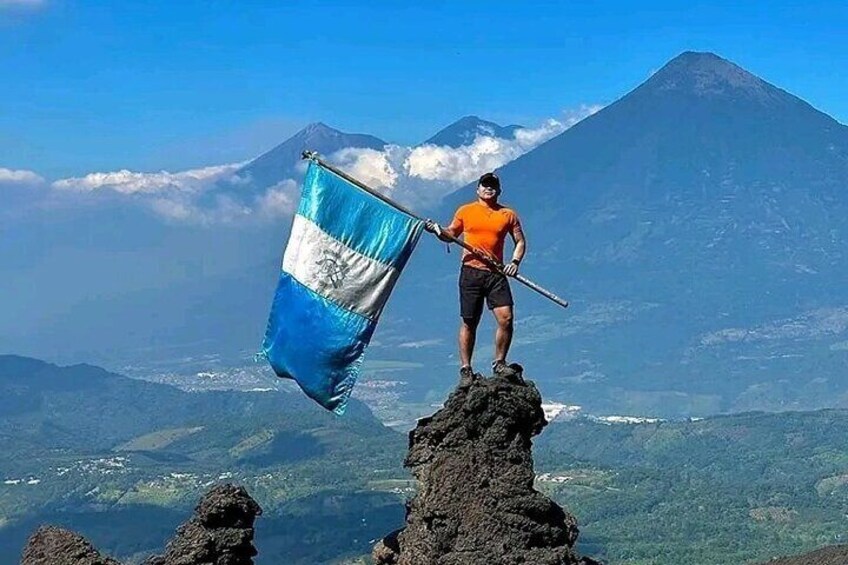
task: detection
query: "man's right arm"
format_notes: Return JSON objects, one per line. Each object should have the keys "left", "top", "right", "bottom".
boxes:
{"left": 440, "top": 218, "right": 463, "bottom": 241}
{"left": 425, "top": 211, "right": 463, "bottom": 242}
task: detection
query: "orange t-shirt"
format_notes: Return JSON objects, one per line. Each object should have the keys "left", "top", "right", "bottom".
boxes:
{"left": 448, "top": 202, "right": 522, "bottom": 271}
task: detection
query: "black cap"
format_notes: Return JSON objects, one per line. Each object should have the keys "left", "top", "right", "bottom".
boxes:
{"left": 478, "top": 172, "right": 500, "bottom": 190}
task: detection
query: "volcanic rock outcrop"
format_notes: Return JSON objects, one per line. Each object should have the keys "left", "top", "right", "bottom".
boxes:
{"left": 21, "top": 526, "right": 121, "bottom": 565}
{"left": 372, "top": 365, "right": 601, "bottom": 565}
{"left": 143, "top": 483, "right": 262, "bottom": 565}
{"left": 20, "top": 483, "right": 262, "bottom": 565}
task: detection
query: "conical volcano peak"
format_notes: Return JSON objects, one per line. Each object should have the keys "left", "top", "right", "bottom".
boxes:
{"left": 298, "top": 121, "right": 338, "bottom": 138}
{"left": 224, "top": 122, "right": 386, "bottom": 192}
{"left": 423, "top": 115, "right": 524, "bottom": 147}
{"left": 643, "top": 51, "right": 778, "bottom": 100}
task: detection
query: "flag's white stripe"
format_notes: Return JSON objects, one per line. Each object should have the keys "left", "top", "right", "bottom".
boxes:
{"left": 282, "top": 214, "right": 399, "bottom": 320}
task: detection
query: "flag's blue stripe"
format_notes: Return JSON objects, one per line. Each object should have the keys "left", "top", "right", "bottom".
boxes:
{"left": 297, "top": 162, "right": 422, "bottom": 270}
{"left": 261, "top": 272, "right": 374, "bottom": 414}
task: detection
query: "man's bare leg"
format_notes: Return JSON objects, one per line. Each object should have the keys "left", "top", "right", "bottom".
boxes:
{"left": 492, "top": 305, "right": 514, "bottom": 363}
{"left": 459, "top": 318, "right": 479, "bottom": 368}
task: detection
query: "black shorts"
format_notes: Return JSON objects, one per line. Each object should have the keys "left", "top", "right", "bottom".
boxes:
{"left": 459, "top": 265, "right": 514, "bottom": 321}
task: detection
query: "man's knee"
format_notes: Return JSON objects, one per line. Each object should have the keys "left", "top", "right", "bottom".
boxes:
{"left": 494, "top": 308, "right": 513, "bottom": 328}
{"left": 461, "top": 315, "right": 481, "bottom": 330}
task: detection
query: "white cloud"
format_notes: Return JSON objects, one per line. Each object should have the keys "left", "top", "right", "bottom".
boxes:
{"left": 325, "top": 145, "right": 441, "bottom": 209}
{"left": 402, "top": 113, "right": 577, "bottom": 186}
{"left": 0, "top": 167, "right": 44, "bottom": 185}
{"left": 43, "top": 104, "right": 603, "bottom": 224}
{"left": 52, "top": 162, "right": 245, "bottom": 194}
{"left": 405, "top": 135, "right": 514, "bottom": 184}
{"left": 49, "top": 161, "right": 279, "bottom": 225}
{"left": 50, "top": 161, "right": 266, "bottom": 225}
{"left": 148, "top": 193, "right": 253, "bottom": 226}
{"left": 149, "top": 197, "right": 194, "bottom": 222}
{"left": 256, "top": 179, "right": 298, "bottom": 218}
{"left": 330, "top": 147, "right": 400, "bottom": 191}
{"left": 326, "top": 104, "right": 604, "bottom": 210}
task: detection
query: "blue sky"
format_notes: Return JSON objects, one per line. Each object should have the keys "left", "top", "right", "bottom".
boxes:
{"left": 2, "top": 0, "right": 847, "bottom": 178}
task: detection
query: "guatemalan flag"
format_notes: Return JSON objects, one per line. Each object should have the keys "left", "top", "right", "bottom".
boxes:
{"left": 261, "top": 161, "right": 423, "bottom": 414}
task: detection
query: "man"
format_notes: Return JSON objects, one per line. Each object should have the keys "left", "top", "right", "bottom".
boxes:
{"left": 425, "top": 172, "right": 526, "bottom": 384}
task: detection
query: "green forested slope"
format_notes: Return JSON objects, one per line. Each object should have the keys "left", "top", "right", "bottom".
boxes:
{"left": 0, "top": 355, "right": 406, "bottom": 564}
{"left": 536, "top": 411, "right": 848, "bottom": 564}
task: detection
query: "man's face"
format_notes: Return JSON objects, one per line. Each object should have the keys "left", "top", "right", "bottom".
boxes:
{"left": 477, "top": 182, "right": 500, "bottom": 202}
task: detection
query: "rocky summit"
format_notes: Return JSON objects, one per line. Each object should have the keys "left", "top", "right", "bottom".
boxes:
{"left": 20, "top": 484, "right": 262, "bottom": 565}
{"left": 373, "top": 365, "right": 601, "bottom": 565}
{"left": 143, "top": 483, "right": 262, "bottom": 565}
{"left": 21, "top": 527, "right": 120, "bottom": 565}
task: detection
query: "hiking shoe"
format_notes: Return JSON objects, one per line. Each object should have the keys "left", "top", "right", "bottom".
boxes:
{"left": 492, "top": 360, "right": 523, "bottom": 382}
{"left": 492, "top": 360, "right": 510, "bottom": 376}
{"left": 459, "top": 365, "right": 475, "bottom": 388}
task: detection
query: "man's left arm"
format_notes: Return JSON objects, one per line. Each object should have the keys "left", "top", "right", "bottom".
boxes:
{"left": 503, "top": 214, "right": 526, "bottom": 277}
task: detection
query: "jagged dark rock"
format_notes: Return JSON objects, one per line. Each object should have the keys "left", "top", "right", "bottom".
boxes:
{"left": 373, "top": 365, "right": 602, "bottom": 565}
{"left": 20, "top": 484, "right": 262, "bottom": 565}
{"left": 20, "top": 526, "right": 120, "bottom": 565}
{"left": 143, "top": 483, "right": 263, "bottom": 565}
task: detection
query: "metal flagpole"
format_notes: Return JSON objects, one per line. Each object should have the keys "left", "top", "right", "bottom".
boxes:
{"left": 302, "top": 151, "right": 569, "bottom": 310}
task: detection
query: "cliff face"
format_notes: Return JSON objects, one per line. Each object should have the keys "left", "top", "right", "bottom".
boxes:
{"left": 21, "top": 484, "right": 262, "bottom": 565}
{"left": 373, "top": 365, "right": 601, "bottom": 565}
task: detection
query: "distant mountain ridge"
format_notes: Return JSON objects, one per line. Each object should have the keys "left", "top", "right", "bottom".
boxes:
{"left": 422, "top": 115, "right": 523, "bottom": 147}
{"left": 0, "top": 354, "right": 393, "bottom": 458}
{"left": 228, "top": 121, "right": 387, "bottom": 193}
{"left": 231, "top": 116, "right": 523, "bottom": 194}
